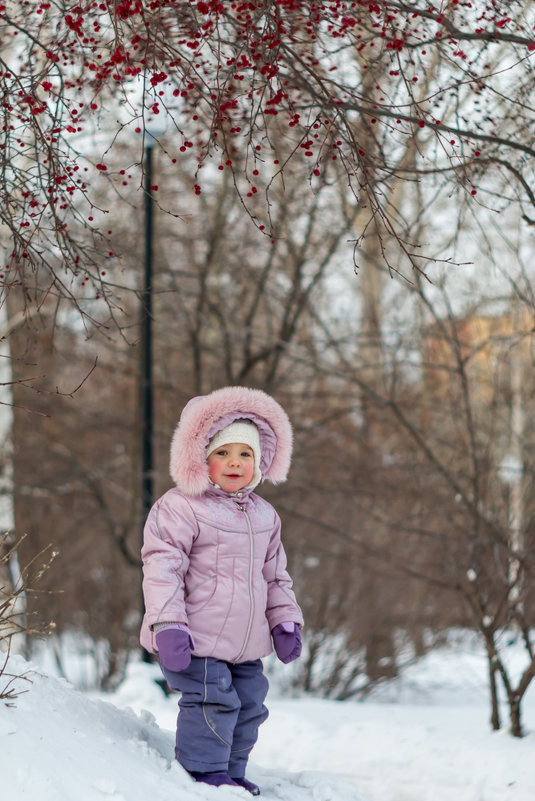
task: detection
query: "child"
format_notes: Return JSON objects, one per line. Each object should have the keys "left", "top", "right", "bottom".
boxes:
{"left": 140, "top": 386, "right": 304, "bottom": 796}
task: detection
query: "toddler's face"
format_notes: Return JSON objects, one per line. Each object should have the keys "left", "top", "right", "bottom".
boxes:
{"left": 207, "top": 442, "right": 255, "bottom": 493}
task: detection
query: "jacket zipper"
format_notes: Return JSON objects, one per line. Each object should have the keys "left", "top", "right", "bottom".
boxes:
{"left": 234, "top": 504, "right": 254, "bottom": 662}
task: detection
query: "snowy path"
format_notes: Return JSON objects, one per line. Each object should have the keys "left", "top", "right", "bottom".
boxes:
{"left": 256, "top": 698, "right": 535, "bottom": 801}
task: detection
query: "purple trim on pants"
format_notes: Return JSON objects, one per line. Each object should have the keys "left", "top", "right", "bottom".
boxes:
{"left": 161, "top": 656, "right": 269, "bottom": 776}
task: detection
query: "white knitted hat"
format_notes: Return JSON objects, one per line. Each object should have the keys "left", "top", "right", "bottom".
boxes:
{"left": 207, "top": 420, "right": 262, "bottom": 489}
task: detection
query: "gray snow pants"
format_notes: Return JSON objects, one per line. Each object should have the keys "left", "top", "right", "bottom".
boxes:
{"left": 161, "top": 656, "right": 269, "bottom": 776}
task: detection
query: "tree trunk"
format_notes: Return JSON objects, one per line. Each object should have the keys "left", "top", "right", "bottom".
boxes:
{"left": 488, "top": 662, "right": 500, "bottom": 731}
{"left": 509, "top": 696, "right": 523, "bottom": 738}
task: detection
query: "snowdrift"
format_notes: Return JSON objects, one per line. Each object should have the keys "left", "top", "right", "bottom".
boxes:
{"left": 1, "top": 655, "right": 368, "bottom": 801}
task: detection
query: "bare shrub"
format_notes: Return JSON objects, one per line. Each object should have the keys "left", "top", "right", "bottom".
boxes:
{"left": 0, "top": 533, "right": 57, "bottom": 702}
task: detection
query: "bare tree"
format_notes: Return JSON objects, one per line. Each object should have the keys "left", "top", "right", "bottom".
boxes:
{"left": 296, "top": 278, "right": 535, "bottom": 734}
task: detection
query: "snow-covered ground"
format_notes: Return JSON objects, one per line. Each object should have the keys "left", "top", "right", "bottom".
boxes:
{"left": 2, "top": 633, "right": 534, "bottom": 801}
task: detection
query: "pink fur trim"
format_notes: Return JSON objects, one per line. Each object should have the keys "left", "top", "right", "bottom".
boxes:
{"left": 169, "top": 386, "right": 293, "bottom": 496}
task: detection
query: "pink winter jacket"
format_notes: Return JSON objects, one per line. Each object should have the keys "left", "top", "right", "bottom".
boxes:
{"left": 140, "top": 386, "right": 304, "bottom": 664}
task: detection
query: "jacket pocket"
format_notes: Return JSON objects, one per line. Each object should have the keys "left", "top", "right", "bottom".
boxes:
{"left": 185, "top": 574, "right": 217, "bottom": 615}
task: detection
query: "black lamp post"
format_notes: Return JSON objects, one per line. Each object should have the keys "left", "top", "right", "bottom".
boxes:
{"left": 141, "top": 138, "right": 155, "bottom": 525}
{"left": 140, "top": 131, "right": 161, "bottom": 663}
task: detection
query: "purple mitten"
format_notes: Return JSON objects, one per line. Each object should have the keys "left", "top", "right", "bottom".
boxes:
{"left": 156, "top": 627, "right": 192, "bottom": 672}
{"left": 271, "top": 622, "right": 302, "bottom": 664}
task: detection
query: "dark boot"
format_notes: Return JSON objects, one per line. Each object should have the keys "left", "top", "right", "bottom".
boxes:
{"left": 190, "top": 771, "right": 240, "bottom": 788}
{"left": 231, "top": 776, "right": 261, "bottom": 795}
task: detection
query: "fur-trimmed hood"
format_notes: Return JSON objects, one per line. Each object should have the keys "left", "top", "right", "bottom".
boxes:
{"left": 169, "top": 386, "right": 293, "bottom": 497}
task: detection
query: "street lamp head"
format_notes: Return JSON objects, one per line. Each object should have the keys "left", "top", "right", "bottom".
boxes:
{"left": 124, "top": 72, "right": 171, "bottom": 145}
{"left": 143, "top": 116, "right": 168, "bottom": 146}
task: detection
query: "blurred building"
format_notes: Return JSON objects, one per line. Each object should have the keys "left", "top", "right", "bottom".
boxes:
{"left": 424, "top": 303, "right": 535, "bottom": 406}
